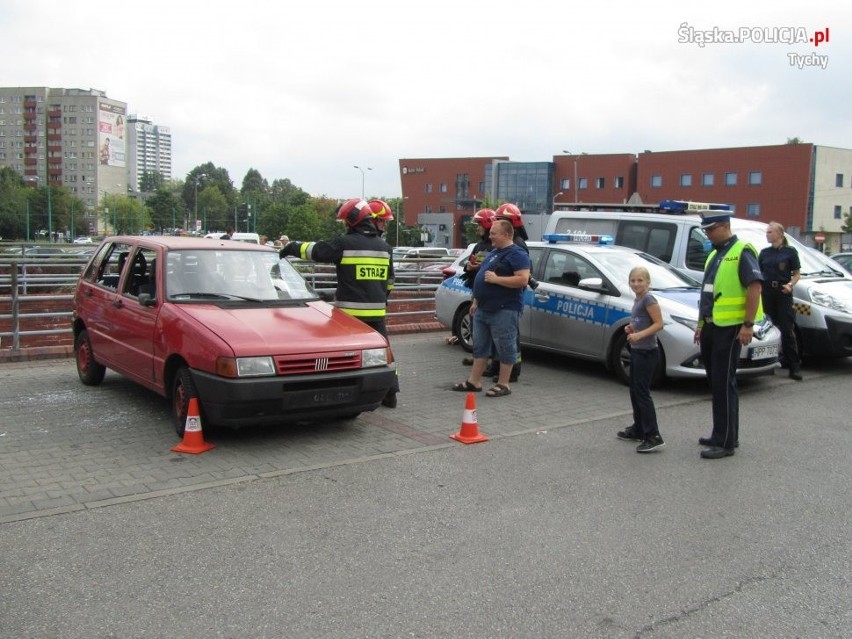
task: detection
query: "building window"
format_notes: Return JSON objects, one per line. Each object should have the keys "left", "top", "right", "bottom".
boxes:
{"left": 578, "top": 177, "right": 588, "bottom": 190}
{"left": 424, "top": 183, "right": 432, "bottom": 193}
{"left": 836, "top": 173, "right": 844, "bottom": 187}
{"left": 748, "top": 171, "right": 762, "bottom": 185}
{"left": 561, "top": 178, "right": 571, "bottom": 190}
{"left": 747, "top": 203, "right": 761, "bottom": 218}
{"left": 834, "top": 205, "right": 842, "bottom": 219}
{"left": 595, "top": 177, "right": 605, "bottom": 189}
{"left": 614, "top": 176, "right": 624, "bottom": 188}
{"left": 702, "top": 173, "right": 714, "bottom": 186}
{"left": 680, "top": 174, "right": 692, "bottom": 187}
{"left": 439, "top": 183, "right": 447, "bottom": 193}
{"left": 725, "top": 172, "right": 737, "bottom": 186}
{"left": 650, "top": 175, "right": 662, "bottom": 188}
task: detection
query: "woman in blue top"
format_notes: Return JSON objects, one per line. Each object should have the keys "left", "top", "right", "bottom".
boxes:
{"left": 617, "top": 266, "right": 665, "bottom": 452}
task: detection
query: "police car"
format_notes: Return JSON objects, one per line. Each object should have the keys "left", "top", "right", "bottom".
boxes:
{"left": 546, "top": 200, "right": 852, "bottom": 359}
{"left": 435, "top": 234, "right": 782, "bottom": 385}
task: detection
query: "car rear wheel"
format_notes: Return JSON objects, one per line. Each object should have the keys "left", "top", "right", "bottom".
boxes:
{"left": 75, "top": 329, "right": 106, "bottom": 386}
{"left": 609, "top": 332, "right": 665, "bottom": 387}
{"left": 452, "top": 302, "right": 473, "bottom": 353}
{"left": 172, "top": 366, "right": 198, "bottom": 436}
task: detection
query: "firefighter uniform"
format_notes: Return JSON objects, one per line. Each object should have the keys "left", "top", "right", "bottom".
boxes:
{"left": 280, "top": 213, "right": 399, "bottom": 405}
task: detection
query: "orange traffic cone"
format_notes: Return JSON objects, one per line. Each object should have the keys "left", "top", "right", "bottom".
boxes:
{"left": 450, "top": 392, "right": 489, "bottom": 444}
{"left": 171, "top": 398, "right": 215, "bottom": 454}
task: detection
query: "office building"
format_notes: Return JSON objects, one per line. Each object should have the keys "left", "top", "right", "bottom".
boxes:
{"left": 127, "top": 114, "right": 172, "bottom": 194}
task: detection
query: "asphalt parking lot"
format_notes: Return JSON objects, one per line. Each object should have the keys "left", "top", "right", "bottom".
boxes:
{"left": 1, "top": 331, "right": 850, "bottom": 637}
{"left": 0, "top": 329, "right": 849, "bottom": 524}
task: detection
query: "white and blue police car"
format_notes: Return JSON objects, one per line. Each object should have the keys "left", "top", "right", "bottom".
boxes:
{"left": 435, "top": 233, "right": 782, "bottom": 385}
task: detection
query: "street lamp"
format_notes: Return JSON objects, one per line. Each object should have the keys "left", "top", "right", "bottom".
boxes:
{"left": 563, "top": 150, "right": 580, "bottom": 203}
{"left": 353, "top": 165, "right": 372, "bottom": 199}
{"left": 552, "top": 191, "right": 563, "bottom": 211}
{"left": 194, "top": 174, "right": 207, "bottom": 234}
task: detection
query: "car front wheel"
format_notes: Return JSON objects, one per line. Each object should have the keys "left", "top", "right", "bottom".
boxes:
{"left": 171, "top": 366, "right": 199, "bottom": 436}
{"left": 75, "top": 329, "right": 106, "bottom": 386}
{"left": 452, "top": 302, "right": 473, "bottom": 353}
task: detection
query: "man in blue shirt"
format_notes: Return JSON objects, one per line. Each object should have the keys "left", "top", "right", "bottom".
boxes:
{"left": 453, "top": 219, "right": 530, "bottom": 397}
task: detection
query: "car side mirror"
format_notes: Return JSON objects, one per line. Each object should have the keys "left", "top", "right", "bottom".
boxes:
{"left": 578, "top": 277, "right": 608, "bottom": 293}
{"left": 138, "top": 293, "right": 156, "bottom": 307}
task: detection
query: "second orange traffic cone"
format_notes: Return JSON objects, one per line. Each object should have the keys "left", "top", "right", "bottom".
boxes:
{"left": 171, "top": 398, "right": 215, "bottom": 454}
{"left": 450, "top": 392, "right": 489, "bottom": 444}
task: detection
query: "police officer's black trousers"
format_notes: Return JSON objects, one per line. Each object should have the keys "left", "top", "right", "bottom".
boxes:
{"left": 762, "top": 290, "right": 800, "bottom": 370}
{"left": 699, "top": 324, "right": 741, "bottom": 450}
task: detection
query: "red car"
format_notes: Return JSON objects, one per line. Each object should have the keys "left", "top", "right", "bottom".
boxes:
{"left": 72, "top": 236, "right": 396, "bottom": 433}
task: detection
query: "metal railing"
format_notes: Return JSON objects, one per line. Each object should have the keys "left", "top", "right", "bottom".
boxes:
{"left": 0, "top": 254, "right": 454, "bottom": 351}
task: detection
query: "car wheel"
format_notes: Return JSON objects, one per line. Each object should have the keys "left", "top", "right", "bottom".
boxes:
{"left": 75, "top": 329, "right": 106, "bottom": 386}
{"left": 171, "top": 366, "right": 198, "bottom": 436}
{"left": 609, "top": 332, "right": 665, "bottom": 387}
{"left": 452, "top": 302, "right": 473, "bottom": 353}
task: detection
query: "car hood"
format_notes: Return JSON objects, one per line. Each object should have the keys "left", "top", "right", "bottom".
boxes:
{"left": 652, "top": 289, "right": 700, "bottom": 314}
{"left": 174, "top": 301, "right": 388, "bottom": 355}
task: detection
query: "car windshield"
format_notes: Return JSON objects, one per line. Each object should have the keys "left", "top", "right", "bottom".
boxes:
{"left": 731, "top": 227, "right": 846, "bottom": 278}
{"left": 598, "top": 251, "right": 701, "bottom": 290}
{"left": 166, "top": 249, "right": 316, "bottom": 301}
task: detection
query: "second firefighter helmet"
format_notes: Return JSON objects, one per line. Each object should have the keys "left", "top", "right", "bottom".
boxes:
{"left": 367, "top": 199, "right": 394, "bottom": 221}
{"left": 336, "top": 198, "right": 373, "bottom": 228}
{"left": 472, "top": 208, "right": 496, "bottom": 229}
{"left": 495, "top": 203, "right": 524, "bottom": 228}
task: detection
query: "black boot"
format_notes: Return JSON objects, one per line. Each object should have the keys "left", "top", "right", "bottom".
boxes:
{"left": 382, "top": 390, "right": 398, "bottom": 408}
{"left": 493, "top": 362, "right": 521, "bottom": 383}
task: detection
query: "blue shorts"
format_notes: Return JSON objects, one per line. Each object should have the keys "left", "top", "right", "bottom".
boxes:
{"left": 472, "top": 308, "right": 521, "bottom": 364}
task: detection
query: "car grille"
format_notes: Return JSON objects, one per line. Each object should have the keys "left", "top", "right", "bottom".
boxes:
{"left": 274, "top": 351, "right": 361, "bottom": 375}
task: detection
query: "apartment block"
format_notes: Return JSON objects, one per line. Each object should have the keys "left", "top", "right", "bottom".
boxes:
{"left": 0, "top": 86, "right": 128, "bottom": 212}
{"left": 127, "top": 114, "right": 172, "bottom": 193}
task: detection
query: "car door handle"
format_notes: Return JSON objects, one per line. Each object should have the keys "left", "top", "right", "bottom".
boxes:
{"left": 112, "top": 298, "right": 124, "bottom": 308}
{"left": 534, "top": 292, "right": 550, "bottom": 302}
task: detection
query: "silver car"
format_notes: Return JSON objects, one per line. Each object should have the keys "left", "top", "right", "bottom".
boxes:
{"left": 435, "top": 237, "right": 782, "bottom": 385}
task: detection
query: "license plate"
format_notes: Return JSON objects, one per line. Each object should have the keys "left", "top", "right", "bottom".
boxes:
{"left": 749, "top": 344, "right": 778, "bottom": 360}
{"left": 284, "top": 387, "right": 356, "bottom": 409}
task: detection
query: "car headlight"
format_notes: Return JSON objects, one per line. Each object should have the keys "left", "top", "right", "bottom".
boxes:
{"left": 670, "top": 315, "right": 699, "bottom": 331}
{"left": 809, "top": 288, "right": 852, "bottom": 314}
{"left": 216, "top": 356, "right": 276, "bottom": 377}
{"left": 362, "top": 348, "right": 389, "bottom": 368}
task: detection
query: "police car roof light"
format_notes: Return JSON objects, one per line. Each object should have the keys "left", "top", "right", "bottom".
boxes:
{"left": 542, "top": 233, "right": 614, "bottom": 245}
{"left": 659, "top": 199, "right": 733, "bottom": 214}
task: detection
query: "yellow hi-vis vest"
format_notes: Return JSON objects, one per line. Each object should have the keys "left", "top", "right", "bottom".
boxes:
{"left": 705, "top": 241, "right": 764, "bottom": 326}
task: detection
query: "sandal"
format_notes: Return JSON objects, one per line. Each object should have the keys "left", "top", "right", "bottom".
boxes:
{"left": 452, "top": 380, "right": 482, "bottom": 392}
{"left": 486, "top": 384, "right": 511, "bottom": 397}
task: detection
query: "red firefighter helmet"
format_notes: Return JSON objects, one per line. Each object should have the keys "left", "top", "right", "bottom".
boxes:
{"left": 368, "top": 199, "right": 394, "bottom": 221}
{"left": 495, "top": 203, "right": 524, "bottom": 228}
{"left": 472, "top": 208, "right": 496, "bottom": 229}
{"left": 336, "top": 198, "right": 373, "bottom": 227}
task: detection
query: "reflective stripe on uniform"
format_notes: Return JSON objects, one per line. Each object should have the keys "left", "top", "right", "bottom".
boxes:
{"left": 300, "top": 242, "right": 317, "bottom": 260}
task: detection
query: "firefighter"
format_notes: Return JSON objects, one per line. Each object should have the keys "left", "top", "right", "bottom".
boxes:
{"left": 367, "top": 199, "right": 393, "bottom": 238}
{"left": 279, "top": 198, "right": 399, "bottom": 407}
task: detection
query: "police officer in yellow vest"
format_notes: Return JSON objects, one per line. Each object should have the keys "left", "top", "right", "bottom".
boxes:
{"left": 279, "top": 198, "right": 399, "bottom": 407}
{"left": 693, "top": 210, "right": 764, "bottom": 459}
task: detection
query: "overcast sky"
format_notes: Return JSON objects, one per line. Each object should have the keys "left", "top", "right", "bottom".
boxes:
{"left": 3, "top": 0, "right": 849, "bottom": 199}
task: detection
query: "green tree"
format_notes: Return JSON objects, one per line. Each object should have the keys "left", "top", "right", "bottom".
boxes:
{"left": 145, "top": 186, "right": 186, "bottom": 232}
{"left": 139, "top": 170, "right": 165, "bottom": 193}
{"left": 183, "top": 163, "right": 236, "bottom": 217}
{"left": 283, "top": 202, "right": 323, "bottom": 241}
{"left": 197, "top": 186, "right": 229, "bottom": 232}
{"left": 0, "top": 167, "right": 26, "bottom": 239}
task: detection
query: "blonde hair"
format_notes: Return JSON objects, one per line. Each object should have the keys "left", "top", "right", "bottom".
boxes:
{"left": 629, "top": 266, "right": 651, "bottom": 283}
{"left": 767, "top": 221, "right": 789, "bottom": 246}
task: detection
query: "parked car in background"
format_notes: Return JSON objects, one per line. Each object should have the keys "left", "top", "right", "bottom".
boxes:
{"left": 393, "top": 246, "right": 451, "bottom": 271}
{"left": 546, "top": 202, "right": 852, "bottom": 359}
{"left": 828, "top": 252, "right": 852, "bottom": 274}
{"left": 72, "top": 236, "right": 397, "bottom": 434}
{"left": 435, "top": 234, "right": 781, "bottom": 385}
{"left": 73, "top": 236, "right": 94, "bottom": 244}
